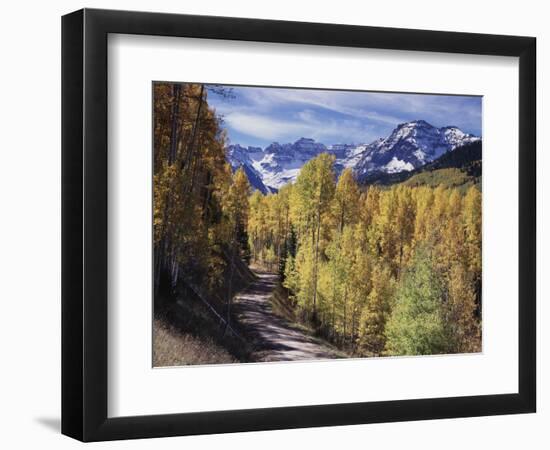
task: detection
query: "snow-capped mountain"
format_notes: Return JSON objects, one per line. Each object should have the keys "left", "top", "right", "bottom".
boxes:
{"left": 227, "top": 138, "right": 329, "bottom": 190}
{"left": 353, "top": 120, "right": 480, "bottom": 177}
{"left": 226, "top": 144, "right": 271, "bottom": 193}
{"left": 330, "top": 143, "right": 372, "bottom": 174}
{"left": 226, "top": 120, "right": 480, "bottom": 191}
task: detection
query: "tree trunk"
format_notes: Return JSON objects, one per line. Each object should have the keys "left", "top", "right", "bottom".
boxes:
{"left": 331, "top": 301, "right": 335, "bottom": 338}
{"left": 312, "top": 206, "right": 322, "bottom": 317}
{"left": 201, "top": 170, "right": 213, "bottom": 221}
{"left": 154, "top": 84, "right": 182, "bottom": 295}
{"left": 168, "top": 84, "right": 181, "bottom": 165}
{"left": 170, "top": 252, "right": 179, "bottom": 292}
{"left": 154, "top": 245, "right": 163, "bottom": 296}
{"left": 351, "top": 307, "right": 357, "bottom": 352}
{"left": 188, "top": 134, "right": 202, "bottom": 196}
{"left": 343, "top": 288, "right": 348, "bottom": 348}
{"left": 226, "top": 228, "right": 238, "bottom": 329}
{"left": 181, "top": 84, "right": 205, "bottom": 173}
{"left": 340, "top": 203, "right": 345, "bottom": 234}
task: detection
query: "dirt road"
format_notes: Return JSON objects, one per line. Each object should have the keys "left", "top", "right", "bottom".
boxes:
{"left": 233, "top": 271, "right": 346, "bottom": 362}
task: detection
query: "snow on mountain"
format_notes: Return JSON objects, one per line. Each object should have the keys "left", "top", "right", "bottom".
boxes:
{"left": 227, "top": 138, "right": 330, "bottom": 190}
{"left": 259, "top": 138, "right": 328, "bottom": 189}
{"left": 384, "top": 157, "right": 415, "bottom": 173}
{"left": 226, "top": 144, "right": 271, "bottom": 194}
{"left": 353, "top": 120, "right": 480, "bottom": 177}
{"left": 441, "top": 125, "right": 479, "bottom": 149}
{"left": 226, "top": 120, "right": 480, "bottom": 191}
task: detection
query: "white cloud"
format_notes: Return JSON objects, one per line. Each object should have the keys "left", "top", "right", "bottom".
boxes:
{"left": 225, "top": 109, "right": 377, "bottom": 145}
{"left": 239, "top": 87, "right": 404, "bottom": 125}
{"left": 235, "top": 86, "right": 481, "bottom": 133}
{"left": 225, "top": 112, "right": 306, "bottom": 141}
{"left": 210, "top": 84, "right": 482, "bottom": 146}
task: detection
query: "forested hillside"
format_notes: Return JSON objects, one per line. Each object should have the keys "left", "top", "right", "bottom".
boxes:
{"left": 359, "top": 140, "right": 482, "bottom": 190}
{"left": 153, "top": 82, "right": 252, "bottom": 298}
{"left": 153, "top": 83, "right": 257, "bottom": 364}
{"left": 248, "top": 158, "right": 482, "bottom": 356}
{"left": 153, "top": 82, "right": 482, "bottom": 365}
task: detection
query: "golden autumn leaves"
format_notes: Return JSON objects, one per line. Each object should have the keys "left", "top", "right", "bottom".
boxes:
{"left": 153, "top": 82, "right": 481, "bottom": 358}
{"left": 248, "top": 158, "right": 482, "bottom": 356}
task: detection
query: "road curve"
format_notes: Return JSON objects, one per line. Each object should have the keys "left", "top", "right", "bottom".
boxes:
{"left": 233, "top": 271, "right": 346, "bottom": 362}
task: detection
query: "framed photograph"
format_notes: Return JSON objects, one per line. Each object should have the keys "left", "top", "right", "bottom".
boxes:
{"left": 62, "top": 8, "right": 536, "bottom": 441}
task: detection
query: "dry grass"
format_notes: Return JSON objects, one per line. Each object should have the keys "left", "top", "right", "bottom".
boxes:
{"left": 153, "top": 318, "right": 238, "bottom": 367}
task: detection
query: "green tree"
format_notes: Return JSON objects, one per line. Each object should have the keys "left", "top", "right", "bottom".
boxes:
{"left": 385, "top": 249, "right": 449, "bottom": 356}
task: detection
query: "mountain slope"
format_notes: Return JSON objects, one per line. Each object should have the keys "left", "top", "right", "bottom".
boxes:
{"left": 226, "top": 144, "right": 271, "bottom": 194}
{"left": 354, "top": 120, "right": 480, "bottom": 180}
{"left": 359, "top": 140, "right": 482, "bottom": 188}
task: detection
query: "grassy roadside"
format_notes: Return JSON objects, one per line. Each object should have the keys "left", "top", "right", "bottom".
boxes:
{"left": 153, "top": 287, "right": 254, "bottom": 366}
{"left": 153, "top": 318, "right": 238, "bottom": 366}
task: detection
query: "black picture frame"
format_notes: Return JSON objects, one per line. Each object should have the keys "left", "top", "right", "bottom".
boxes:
{"left": 61, "top": 8, "right": 536, "bottom": 442}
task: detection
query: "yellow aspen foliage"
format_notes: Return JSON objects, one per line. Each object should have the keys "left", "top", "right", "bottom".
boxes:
{"left": 445, "top": 263, "right": 482, "bottom": 353}
{"left": 412, "top": 187, "right": 434, "bottom": 247}
{"left": 357, "top": 264, "right": 394, "bottom": 356}
{"left": 154, "top": 82, "right": 482, "bottom": 359}
{"left": 463, "top": 186, "right": 482, "bottom": 278}
{"left": 243, "top": 153, "right": 482, "bottom": 355}
{"left": 332, "top": 168, "right": 360, "bottom": 233}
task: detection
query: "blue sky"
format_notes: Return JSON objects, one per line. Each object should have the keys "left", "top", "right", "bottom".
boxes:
{"left": 207, "top": 85, "right": 482, "bottom": 148}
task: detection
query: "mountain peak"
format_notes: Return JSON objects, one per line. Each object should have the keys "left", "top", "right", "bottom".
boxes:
{"left": 355, "top": 121, "right": 479, "bottom": 177}
{"left": 227, "top": 121, "right": 480, "bottom": 191}
{"left": 398, "top": 119, "right": 434, "bottom": 128}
